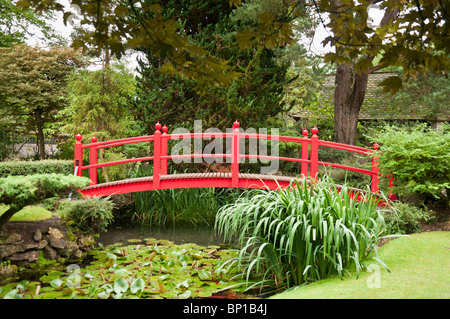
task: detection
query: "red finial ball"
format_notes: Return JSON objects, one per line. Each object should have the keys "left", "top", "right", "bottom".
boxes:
{"left": 373, "top": 142, "right": 379, "bottom": 150}
{"left": 312, "top": 126, "right": 318, "bottom": 135}
{"left": 302, "top": 129, "right": 308, "bottom": 137}
{"left": 91, "top": 135, "right": 97, "bottom": 143}
{"left": 155, "top": 121, "right": 162, "bottom": 131}
{"left": 162, "top": 125, "right": 168, "bottom": 134}
{"left": 75, "top": 133, "right": 82, "bottom": 142}
{"left": 232, "top": 120, "right": 240, "bottom": 129}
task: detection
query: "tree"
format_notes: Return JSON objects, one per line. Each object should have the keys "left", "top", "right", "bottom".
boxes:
{"left": 60, "top": 63, "right": 139, "bottom": 181}
{"left": 132, "top": 0, "right": 293, "bottom": 132}
{"left": 0, "top": 44, "right": 87, "bottom": 159}
{"left": 18, "top": 0, "right": 449, "bottom": 146}
{"left": 0, "top": 174, "right": 90, "bottom": 227}
{"left": 315, "top": 0, "right": 449, "bottom": 144}
{"left": 0, "top": 0, "right": 66, "bottom": 47}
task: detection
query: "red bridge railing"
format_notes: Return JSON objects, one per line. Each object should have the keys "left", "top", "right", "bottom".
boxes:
{"left": 74, "top": 120, "right": 395, "bottom": 199}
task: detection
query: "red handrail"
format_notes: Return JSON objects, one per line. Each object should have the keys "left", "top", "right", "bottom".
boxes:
{"left": 74, "top": 120, "right": 392, "bottom": 198}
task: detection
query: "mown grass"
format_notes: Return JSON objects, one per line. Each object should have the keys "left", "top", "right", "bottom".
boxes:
{"left": 270, "top": 231, "right": 450, "bottom": 299}
{"left": 0, "top": 204, "right": 53, "bottom": 222}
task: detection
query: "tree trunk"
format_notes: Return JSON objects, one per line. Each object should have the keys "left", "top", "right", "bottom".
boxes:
{"left": 330, "top": 0, "right": 399, "bottom": 146}
{"left": 333, "top": 63, "right": 369, "bottom": 145}
{"left": 0, "top": 205, "right": 21, "bottom": 228}
{"left": 35, "top": 108, "right": 46, "bottom": 160}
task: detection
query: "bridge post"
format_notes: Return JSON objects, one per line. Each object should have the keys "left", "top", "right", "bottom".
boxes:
{"left": 89, "top": 135, "right": 98, "bottom": 185}
{"left": 388, "top": 175, "right": 397, "bottom": 201}
{"left": 232, "top": 120, "right": 240, "bottom": 187}
{"left": 301, "top": 129, "right": 309, "bottom": 177}
{"left": 310, "top": 127, "right": 319, "bottom": 179}
{"left": 74, "top": 133, "right": 83, "bottom": 177}
{"left": 153, "top": 122, "right": 162, "bottom": 188}
{"left": 161, "top": 125, "right": 168, "bottom": 175}
{"left": 371, "top": 142, "right": 380, "bottom": 193}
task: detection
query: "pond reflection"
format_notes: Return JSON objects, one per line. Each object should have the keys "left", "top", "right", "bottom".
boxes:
{"left": 97, "top": 223, "right": 231, "bottom": 247}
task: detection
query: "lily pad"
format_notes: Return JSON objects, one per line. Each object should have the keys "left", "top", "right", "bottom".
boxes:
{"left": 197, "top": 269, "right": 212, "bottom": 281}
{"left": 114, "top": 278, "right": 129, "bottom": 294}
{"left": 40, "top": 271, "right": 66, "bottom": 283}
{"left": 130, "top": 278, "right": 145, "bottom": 294}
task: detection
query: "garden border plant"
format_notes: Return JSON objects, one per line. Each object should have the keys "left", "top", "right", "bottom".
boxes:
{"left": 215, "top": 175, "right": 388, "bottom": 293}
{"left": 59, "top": 196, "right": 115, "bottom": 234}
{"left": 369, "top": 123, "right": 449, "bottom": 208}
{"left": 0, "top": 160, "right": 73, "bottom": 177}
{"left": 0, "top": 174, "right": 90, "bottom": 227}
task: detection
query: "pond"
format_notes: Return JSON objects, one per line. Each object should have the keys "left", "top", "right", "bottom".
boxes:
{"left": 0, "top": 222, "right": 250, "bottom": 299}
{"left": 97, "top": 223, "right": 231, "bottom": 247}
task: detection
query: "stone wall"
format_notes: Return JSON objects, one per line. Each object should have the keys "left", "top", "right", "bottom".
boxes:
{"left": 0, "top": 216, "right": 95, "bottom": 270}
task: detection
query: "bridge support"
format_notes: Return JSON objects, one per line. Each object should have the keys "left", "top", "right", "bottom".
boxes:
{"left": 310, "top": 127, "right": 319, "bottom": 179}
{"left": 231, "top": 120, "right": 240, "bottom": 187}
{"left": 74, "top": 133, "right": 83, "bottom": 177}
{"left": 153, "top": 122, "right": 162, "bottom": 188}
{"left": 371, "top": 142, "right": 380, "bottom": 193}
{"left": 89, "top": 136, "right": 97, "bottom": 185}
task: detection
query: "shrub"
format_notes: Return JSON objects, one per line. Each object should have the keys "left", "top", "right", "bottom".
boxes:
{"left": 0, "top": 174, "right": 90, "bottom": 226}
{"left": 369, "top": 123, "right": 450, "bottom": 205}
{"left": 0, "top": 160, "right": 73, "bottom": 177}
{"left": 382, "top": 202, "right": 435, "bottom": 235}
{"left": 59, "top": 197, "right": 115, "bottom": 233}
{"left": 215, "top": 176, "right": 387, "bottom": 291}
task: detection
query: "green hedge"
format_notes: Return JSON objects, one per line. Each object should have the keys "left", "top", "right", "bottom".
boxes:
{"left": 370, "top": 123, "right": 450, "bottom": 203}
{"left": 0, "top": 160, "right": 73, "bottom": 177}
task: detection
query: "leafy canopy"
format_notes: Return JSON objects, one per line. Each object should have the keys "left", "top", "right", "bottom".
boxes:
{"left": 317, "top": 0, "right": 449, "bottom": 94}
{"left": 16, "top": 0, "right": 449, "bottom": 94}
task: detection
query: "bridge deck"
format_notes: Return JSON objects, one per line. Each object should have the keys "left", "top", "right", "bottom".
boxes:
{"left": 79, "top": 172, "right": 381, "bottom": 204}
{"left": 81, "top": 172, "right": 298, "bottom": 195}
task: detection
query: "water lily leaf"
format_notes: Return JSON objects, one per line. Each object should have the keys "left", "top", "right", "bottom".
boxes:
{"left": 39, "top": 271, "right": 65, "bottom": 283}
{"left": 61, "top": 287, "right": 73, "bottom": 296}
{"left": 197, "top": 290, "right": 212, "bottom": 298}
{"left": 3, "top": 289, "right": 22, "bottom": 299}
{"left": 102, "top": 283, "right": 114, "bottom": 294}
{"left": 97, "top": 291, "right": 110, "bottom": 299}
{"left": 159, "top": 274, "right": 169, "bottom": 281}
{"left": 198, "top": 269, "right": 211, "bottom": 281}
{"left": 166, "top": 259, "right": 175, "bottom": 269}
{"left": 176, "top": 279, "right": 191, "bottom": 289}
{"left": 160, "top": 266, "right": 171, "bottom": 274}
{"left": 16, "top": 280, "right": 29, "bottom": 292}
{"left": 114, "top": 268, "right": 130, "bottom": 276}
{"left": 130, "top": 278, "right": 145, "bottom": 294}
{"left": 113, "top": 292, "right": 124, "bottom": 299}
{"left": 50, "top": 278, "right": 65, "bottom": 290}
{"left": 107, "top": 253, "right": 117, "bottom": 260}
{"left": 178, "top": 290, "right": 192, "bottom": 299}
{"left": 114, "top": 278, "right": 129, "bottom": 294}
{"left": 179, "top": 255, "right": 189, "bottom": 267}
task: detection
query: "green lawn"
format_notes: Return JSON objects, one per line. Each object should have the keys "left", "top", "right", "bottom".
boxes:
{"left": 270, "top": 231, "right": 450, "bottom": 299}
{"left": 0, "top": 204, "right": 53, "bottom": 222}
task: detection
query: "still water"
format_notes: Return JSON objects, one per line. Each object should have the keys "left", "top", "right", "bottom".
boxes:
{"left": 97, "top": 223, "right": 231, "bottom": 247}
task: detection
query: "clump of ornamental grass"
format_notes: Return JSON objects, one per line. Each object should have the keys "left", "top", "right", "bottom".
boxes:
{"left": 215, "top": 176, "right": 388, "bottom": 292}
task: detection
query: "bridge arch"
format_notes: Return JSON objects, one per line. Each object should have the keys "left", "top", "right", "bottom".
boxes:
{"left": 73, "top": 120, "right": 395, "bottom": 203}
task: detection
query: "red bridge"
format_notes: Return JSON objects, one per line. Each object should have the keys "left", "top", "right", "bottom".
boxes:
{"left": 74, "top": 120, "right": 395, "bottom": 203}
